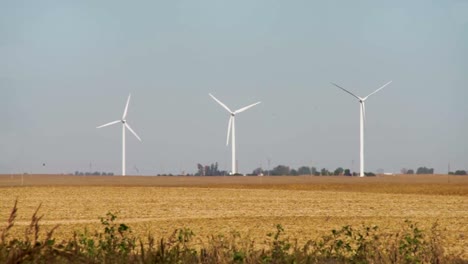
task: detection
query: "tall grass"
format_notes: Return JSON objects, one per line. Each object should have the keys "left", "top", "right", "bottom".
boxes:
{"left": 0, "top": 201, "right": 466, "bottom": 263}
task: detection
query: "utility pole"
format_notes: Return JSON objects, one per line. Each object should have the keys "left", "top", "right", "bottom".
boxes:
{"left": 448, "top": 162, "right": 451, "bottom": 183}
{"left": 267, "top": 158, "right": 271, "bottom": 176}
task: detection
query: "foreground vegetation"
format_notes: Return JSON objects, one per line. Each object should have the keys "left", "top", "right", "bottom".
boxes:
{"left": 1, "top": 201, "right": 466, "bottom": 263}
{"left": 1, "top": 176, "right": 467, "bottom": 262}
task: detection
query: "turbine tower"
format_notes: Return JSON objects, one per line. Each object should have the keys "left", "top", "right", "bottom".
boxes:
{"left": 331, "top": 81, "right": 392, "bottom": 177}
{"left": 209, "top": 93, "right": 261, "bottom": 175}
{"left": 97, "top": 94, "right": 142, "bottom": 176}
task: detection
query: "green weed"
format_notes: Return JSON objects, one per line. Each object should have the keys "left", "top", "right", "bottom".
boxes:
{"left": 0, "top": 200, "right": 465, "bottom": 263}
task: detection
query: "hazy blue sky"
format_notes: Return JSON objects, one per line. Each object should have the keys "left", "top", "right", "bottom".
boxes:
{"left": 1, "top": 1, "right": 467, "bottom": 175}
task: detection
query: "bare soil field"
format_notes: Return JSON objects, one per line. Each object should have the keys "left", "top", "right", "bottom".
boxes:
{"left": 1, "top": 174, "right": 467, "bottom": 257}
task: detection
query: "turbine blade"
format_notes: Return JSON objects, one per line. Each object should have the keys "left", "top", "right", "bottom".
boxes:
{"left": 226, "top": 116, "right": 232, "bottom": 146}
{"left": 125, "top": 123, "right": 142, "bottom": 142}
{"left": 331, "top": 82, "right": 361, "bottom": 100}
{"left": 122, "top": 94, "right": 131, "bottom": 119}
{"left": 364, "top": 81, "right": 392, "bottom": 99}
{"left": 97, "top": 120, "right": 120, "bottom": 128}
{"left": 209, "top": 93, "right": 232, "bottom": 113}
{"left": 234, "top": 101, "right": 261, "bottom": 114}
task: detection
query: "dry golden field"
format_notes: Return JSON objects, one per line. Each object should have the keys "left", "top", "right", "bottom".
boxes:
{"left": 0, "top": 174, "right": 467, "bottom": 258}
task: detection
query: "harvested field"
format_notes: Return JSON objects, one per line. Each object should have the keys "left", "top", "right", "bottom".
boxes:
{"left": 0, "top": 174, "right": 467, "bottom": 258}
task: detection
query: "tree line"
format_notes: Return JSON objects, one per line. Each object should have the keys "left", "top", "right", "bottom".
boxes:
{"left": 252, "top": 166, "right": 373, "bottom": 176}
{"left": 71, "top": 165, "right": 466, "bottom": 176}
{"left": 74, "top": 171, "right": 115, "bottom": 176}
{"left": 449, "top": 170, "right": 467, "bottom": 175}
{"left": 194, "top": 162, "right": 229, "bottom": 176}
{"left": 194, "top": 163, "right": 467, "bottom": 176}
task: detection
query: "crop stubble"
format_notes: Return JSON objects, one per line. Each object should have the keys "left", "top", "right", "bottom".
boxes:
{"left": 0, "top": 175, "right": 467, "bottom": 256}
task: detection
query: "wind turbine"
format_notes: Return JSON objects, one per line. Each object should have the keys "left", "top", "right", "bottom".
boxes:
{"left": 97, "top": 94, "right": 142, "bottom": 176}
{"left": 331, "top": 81, "right": 392, "bottom": 177}
{"left": 209, "top": 93, "right": 261, "bottom": 175}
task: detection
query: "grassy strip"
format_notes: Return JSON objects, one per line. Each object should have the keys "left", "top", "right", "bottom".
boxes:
{"left": 1, "top": 201, "right": 466, "bottom": 263}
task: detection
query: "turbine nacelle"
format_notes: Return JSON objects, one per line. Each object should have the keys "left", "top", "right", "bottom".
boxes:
{"left": 361, "top": 96, "right": 371, "bottom": 102}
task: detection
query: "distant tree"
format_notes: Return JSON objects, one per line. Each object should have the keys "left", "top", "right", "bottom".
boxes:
{"left": 195, "top": 162, "right": 225, "bottom": 176}
{"left": 333, "top": 167, "right": 344, "bottom": 176}
{"left": 297, "top": 166, "right": 311, "bottom": 175}
{"left": 344, "top": 169, "right": 352, "bottom": 176}
{"left": 454, "top": 170, "right": 467, "bottom": 175}
{"left": 290, "top": 169, "right": 298, "bottom": 176}
{"left": 252, "top": 167, "right": 264, "bottom": 176}
{"left": 311, "top": 167, "right": 319, "bottom": 176}
{"left": 365, "top": 172, "right": 376, "bottom": 176}
{"left": 416, "top": 167, "right": 434, "bottom": 174}
{"left": 204, "top": 162, "right": 220, "bottom": 176}
{"left": 407, "top": 169, "right": 414, "bottom": 174}
{"left": 196, "top": 164, "right": 204, "bottom": 176}
{"left": 320, "top": 168, "right": 329, "bottom": 176}
{"left": 271, "top": 165, "right": 290, "bottom": 176}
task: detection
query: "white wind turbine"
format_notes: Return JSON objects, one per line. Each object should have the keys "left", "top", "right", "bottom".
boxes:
{"left": 209, "top": 93, "right": 261, "bottom": 175}
{"left": 97, "top": 94, "right": 142, "bottom": 176}
{"left": 331, "top": 81, "right": 392, "bottom": 177}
